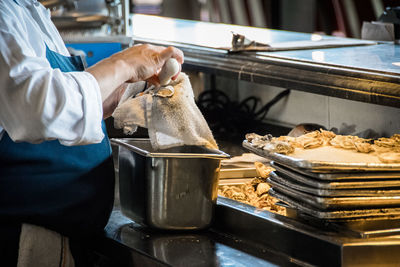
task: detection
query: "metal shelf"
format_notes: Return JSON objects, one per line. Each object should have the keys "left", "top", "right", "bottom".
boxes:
{"left": 131, "top": 15, "right": 400, "bottom": 108}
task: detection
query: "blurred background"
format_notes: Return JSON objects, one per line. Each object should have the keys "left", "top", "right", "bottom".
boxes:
{"left": 136, "top": 0, "right": 400, "bottom": 38}
{"left": 41, "top": 0, "right": 400, "bottom": 156}
{"left": 46, "top": 0, "right": 400, "bottom": 38}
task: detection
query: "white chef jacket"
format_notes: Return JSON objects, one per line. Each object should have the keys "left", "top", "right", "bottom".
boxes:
{"left": 0, "top": 0, "right": 104, "bottom": 146}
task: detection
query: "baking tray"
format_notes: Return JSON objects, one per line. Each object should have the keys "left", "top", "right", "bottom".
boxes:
{"left": 268, "top": 189, "right": 400, "bottom": 220}
{"left": 269, "top": 172, "right": 400, "bottom": 197}
{"left": 243, "top": 140, "right": 400, "bottom": 172}
{"left": 219, "top": 178, "right": 253, "bottom": 185}
{"left": 268, "top": 178, "right": 400, "bottom": 209}
{"left": 219, "top": 168, "right": 258, "bottom": 179}
{"left": 272, "top": 163, "right": 400, "bottom": 189}
{"left": 271, "top": 161, "right": 400, "bottom": 180}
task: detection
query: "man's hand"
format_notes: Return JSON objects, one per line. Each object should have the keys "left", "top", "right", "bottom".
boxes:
{"left": 86, "top": 44, "right": 184, "bottom": 115}
{"left": 116, "top": 44, "right": 184, "bottom": 84}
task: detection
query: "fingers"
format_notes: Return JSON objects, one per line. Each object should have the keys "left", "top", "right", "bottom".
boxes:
{"left": 159, "top": 47, "right": 183, "bottom": 81}
{"left": 159, "top": 46, "right": 184, "bottom": 65}
{"left": 171, "top": 63, "right": 181, "bottom": 80}
{"left": 150, "top": 46, "right": 183, "bottom": 83}
{"left": 122, "top": 44, "right": 184, "bottom": 83}
{"left": 146, "top": 75, "right": 160, "bottom": 86}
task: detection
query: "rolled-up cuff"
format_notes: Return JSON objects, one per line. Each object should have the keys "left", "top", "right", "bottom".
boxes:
{"left": 61, "top": 71, "right": 104, "bottom": 146}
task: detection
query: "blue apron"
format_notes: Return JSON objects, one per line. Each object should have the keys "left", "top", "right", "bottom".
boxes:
{"left": 0, "top": 45, "right": 115, "bottom": 237}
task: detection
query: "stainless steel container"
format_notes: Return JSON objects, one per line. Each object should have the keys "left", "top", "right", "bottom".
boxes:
{"left": 111, "top": 138, "right": 230, "bottom": 230}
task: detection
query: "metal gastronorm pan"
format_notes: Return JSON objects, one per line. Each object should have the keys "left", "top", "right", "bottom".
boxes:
{"left": 268, "top": 172, "right": 400, "bottom": 197}
{"left": 112, "top": 138, "right": 230, "bottom": 230}
{"left": 272, "top": 163, "right": 400, "bottom": 189}
{"left": 271, "top": 162, "right": 400, "bottom": 181}
{"left": 268, "top": 189, "right": 400, "bottom": 220}
{"left": 243, "top": 140, "right": 400, "bottom": 172}
{"left": 268, "top": 178, "right": 400, "bottom": 209}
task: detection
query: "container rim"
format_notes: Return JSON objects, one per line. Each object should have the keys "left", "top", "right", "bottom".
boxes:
{"left": 111, "top": 138, "right": 230, "bottom": 159}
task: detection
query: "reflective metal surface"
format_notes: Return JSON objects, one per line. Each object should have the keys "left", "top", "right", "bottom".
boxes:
{"left": 272, "top": 163, "right": 400, "bottom": 189}
{"left": 268, "top": 176, "right": 400, "bottom": 209}
{"left": 118, "top": 225, "right": 288, "bottom": 267}
{"left": 99, "top": 196, "right": 400, "bottom": 266}
{"left": 131, "top": 14, "right": 369, "bottom": 51}
{"left": 103, "top": 209, "right": 304, "bottom": 267}
{"left": 243, "top": 140, "right": 400, "bottom": 172}
{"left": 112, "top": 138, "right": 229, "bottom": 230}
{"left": 262, "top": 43, "right": 400, "bottom": 75}
{"left": 131, "top": 14, "right": 400, "bottom": 107}
{"left": 214, "top": 197, "right": 400, "bottom": 265}
{"left": 271, "top": 161, "right": 400, "bottom": 180}
{"left": 112, "top": 138, "right": 229, "bottom": 159}
{"left": 269, "top": 188, "right": 400, "bottom": 220}
{"left": 268, "top": 171, "right": 400, "bottom": 197}
{"left": 130, "top": 15, "right": 390, "bottom": 71}
{"left": 51, "top": 14, "right": 110, "bottom": 30}
{"left": 50, "top": 0, "right": 130, "bottom": 35}
{"left": 40, "top": 0, "right": 77, "bottom": 10}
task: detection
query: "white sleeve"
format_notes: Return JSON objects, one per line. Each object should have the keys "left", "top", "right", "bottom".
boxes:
{"left": 0, "top": 28, "right": 105, "bottom": 146}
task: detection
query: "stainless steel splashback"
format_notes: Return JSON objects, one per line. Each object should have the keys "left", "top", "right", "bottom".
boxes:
{"left": 42, "top": 0, "right": 130, "bottom": 35}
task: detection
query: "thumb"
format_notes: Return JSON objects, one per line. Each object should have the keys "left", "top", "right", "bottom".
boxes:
{"left": 159, "top": 46, "right": 184, "bottom": 65}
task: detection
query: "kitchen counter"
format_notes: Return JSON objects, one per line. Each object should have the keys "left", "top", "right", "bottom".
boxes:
{"left": 93, "top": 207, "right": 301, "bottom": 267}
{"left": 91, "top": 155, "right": 299, "bottom": 266}
{"left": 91, "top": 144, "right": 400, "bottom": 266}
{"left": 93, "top": 161, "right": 296, "bottom": 266}
{"left": 73, "top": 15, "right": 400, "bottom": 264}
{"left": 92, "top": 197, "right": 400, "bottom": 266}
{"left": 130, "top": 14, "right": 400, "bottom": 108}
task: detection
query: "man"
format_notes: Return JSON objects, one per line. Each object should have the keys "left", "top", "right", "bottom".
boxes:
{"left": 0, "top": 0, "right": 183, "bottom": 265}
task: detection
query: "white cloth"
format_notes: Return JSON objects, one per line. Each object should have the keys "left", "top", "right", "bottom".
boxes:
{"left": 17, "top": 224, "right": 75, "bottom": 267}
{"left": 113, "top": 73, "right": 218, "bottom": 150}
{"left": 0, "top": 0, "right": 104, "bottom": 145}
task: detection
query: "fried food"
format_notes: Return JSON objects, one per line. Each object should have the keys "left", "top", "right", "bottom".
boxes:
{"left": 375, "top": 136, "right": 400, "bottom": 148}
{"left": 246, "top": 130, "right": 400, "bottom": 163}
{"left": 262, "top": 141, "right": 294, "bottom": 155}
{"left": 354, "top": 141, "right": 374, "bottom": 153}
{"left": 256, "top": 183, "right": 270, "bottom": 196}
{"left": 254, "top": 161, "right": 274, "bottom": 178}
{"left": 219, "top": 162, "right": 285, "bottom": 215}
{"left": 299, "top": 136, "right": 324, "bottom": 149}
{"left": 320, "top": 129, "right": 336, "bottom": 139}
{"left": 218, "top": 179, "right": 285, "bottom": 215}
{"left": 377, "top": 152, "right": 400, "bottom": 163}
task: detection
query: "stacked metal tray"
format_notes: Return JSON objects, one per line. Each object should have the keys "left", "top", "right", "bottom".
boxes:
{"left": 243, "top": 140, "right": 400, "bottom": 221}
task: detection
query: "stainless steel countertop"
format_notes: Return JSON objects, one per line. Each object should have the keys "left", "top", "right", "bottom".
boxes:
{"left": 131, "top": 14, "right": 400, "bottom": 108}
{"left": 100, "top": 208, "right": 300, "bottom": 266}
{"left": 100, "top": 164, "right": 296, "bottom": 266}
{"left": 95, "top": 197, "right": 400, "bottom": 266}
{"left": 99, "top": 155, "right": 298, "bottom": 266}
{"left": 96, "top": 147, "right": 400, "bottom": 266}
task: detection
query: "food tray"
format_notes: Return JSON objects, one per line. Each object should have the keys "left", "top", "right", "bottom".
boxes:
{"left": 272, "top": 163, "right": 400, "bottom": 189}
{"left": 219, "top": 167, "right": 258, "bottom": 179}
{"left": 268, "top": 179, "right": 400, "bottom": 209}
{"left": 269, "top": 189, "right": 400, "bottom": 220}
{"left": 269, "top": 172, "right": 400, "bottom": 197}
{"left": 271, "top": 162, "right": 400, "bottom": 180}
{"left": 243, "top": 140, "right": 400, "bottom": 172}
{"left": 219, "top": 178, "right": 253, "bottom": 185}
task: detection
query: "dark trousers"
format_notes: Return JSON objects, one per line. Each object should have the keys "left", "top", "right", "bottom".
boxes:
{"left": 0, "top": 223, "right": 21, "bottom": 267}
{"left": 0, "top": 223, "right": 102, "bottom": 267}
